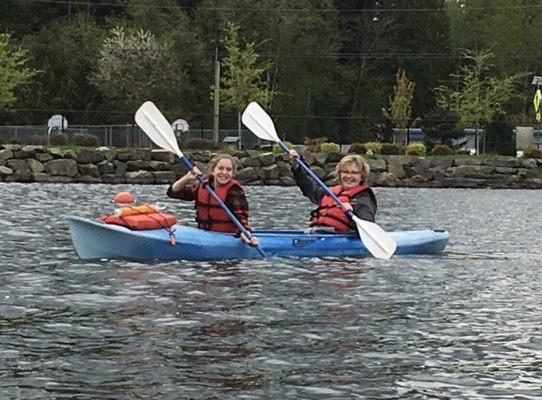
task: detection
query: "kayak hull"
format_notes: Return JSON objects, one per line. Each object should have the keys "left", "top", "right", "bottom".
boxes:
{"left": 67, "top": 216, "right": 449, "bottom": 261}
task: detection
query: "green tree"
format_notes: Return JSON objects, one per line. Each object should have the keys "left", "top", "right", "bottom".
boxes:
{"left": 196, "top": 0, "right": 340, "bottom": 142}
{"left": 382, "top": 69, "right": 415, "bottom": 143}
{"left": 434, "top": 50, "right": 523, "bottom": 154}
{"left": 20, "top": 12, "right": 105, "bottom": 124}
{"left": 447, "top": 0, "right": 542, "bottom": 120}
{"left": 91, "top": 26, "right": 184, "bottom": 116}
{"left": 0, "top": 31, "right": 37, "bottom": 108}
{"left": 216, "top": 22, "right": 275, "bottom": 149}
{"left": 333, "top": 0, "right": 453, "bottom": 141}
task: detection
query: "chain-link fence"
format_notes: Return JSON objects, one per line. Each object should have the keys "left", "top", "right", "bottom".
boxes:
{"left": 0, "top": 124, "right": 151, "bottom": 147}
{"left": 1, "top": 124, "right": 540, "bottom": 153}
{"left": 0, "top": 125, "right": 264, "bottom": 149}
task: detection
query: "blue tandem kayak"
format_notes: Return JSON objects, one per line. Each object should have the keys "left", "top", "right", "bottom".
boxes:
{"left": 67, "top": 216, "right": 449, "bottom": 261}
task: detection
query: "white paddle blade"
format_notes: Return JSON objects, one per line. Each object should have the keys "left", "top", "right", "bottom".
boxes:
{"left": 352, "top": 216, "right": 396, "bottom": 259}
{"left": 241, "top": 102, "right": 280, "bottom": 142}
{"left": 135, "top": 101, "right": 183, "bottom": 158}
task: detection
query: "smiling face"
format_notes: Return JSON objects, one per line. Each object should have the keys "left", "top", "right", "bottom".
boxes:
{"left": 212, "top": 158, "right": 234, "bottom": 186}
{"left": 338, "top": 161, "right": 362, "bottom": 189}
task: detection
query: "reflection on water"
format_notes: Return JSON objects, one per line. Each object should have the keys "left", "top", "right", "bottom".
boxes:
{"left": 0, "top": 183, "right": 541, "bottom": 399}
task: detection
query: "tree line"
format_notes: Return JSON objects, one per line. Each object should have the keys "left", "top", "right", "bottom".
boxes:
{"left": 0, "top": 0, "right": 540, "bottom": 147}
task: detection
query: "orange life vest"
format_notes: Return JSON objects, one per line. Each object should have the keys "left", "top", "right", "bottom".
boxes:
{"left": 309, "top": 185, "right": 376, "bottom": 233}
{"left": 194, "top": 179, "right": 242, "bottom": 233}
{"left": 99, "top": 204, "right": 177, "bottom": 230}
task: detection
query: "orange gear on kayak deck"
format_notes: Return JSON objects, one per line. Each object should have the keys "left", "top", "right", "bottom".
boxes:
{"left": 112, "top": 191, "right": 134, "bottom": 204}
{"left": 115, "top": 204, "right": 159, "bottom": 217}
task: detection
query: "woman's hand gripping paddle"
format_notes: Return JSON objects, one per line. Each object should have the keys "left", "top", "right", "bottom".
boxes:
{"left": 241, "top": 101, "right": 396, "bottom": 260}
{"left": 135, "top": 101, "right": 266, "bottom": 258}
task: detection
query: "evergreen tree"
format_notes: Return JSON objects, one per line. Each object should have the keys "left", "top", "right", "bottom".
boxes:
{"left": 0, "top": 31, "right": 37, "bottom": 108}
{"left": 217, "top": 22, "right": 275, "bottom": 149}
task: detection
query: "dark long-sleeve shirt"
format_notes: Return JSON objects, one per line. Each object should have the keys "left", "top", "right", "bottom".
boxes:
{"left": 166, "top": 178, "right": 252, "bottom": 233}
{"left": 292, "top": 166, "right": 377, "bottom": 223}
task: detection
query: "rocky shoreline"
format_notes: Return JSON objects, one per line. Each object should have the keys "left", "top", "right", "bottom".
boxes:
{"left": 0, "top": 145, "right": 541, "bottom": 189}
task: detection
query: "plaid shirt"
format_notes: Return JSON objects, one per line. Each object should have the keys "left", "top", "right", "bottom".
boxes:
{"left": 167, "top": 177, "right": 252, "bottom": 233}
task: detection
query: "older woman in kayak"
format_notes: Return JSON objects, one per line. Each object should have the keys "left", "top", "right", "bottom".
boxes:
{"left": 288, "top": 150, "right": 376, "bottom": 233}
{"left": 167, "top": 153, "right": 257, "bottom": 245}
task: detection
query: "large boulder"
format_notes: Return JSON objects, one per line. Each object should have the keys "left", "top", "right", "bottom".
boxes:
{"left": 151, "top": 149, "right": 175, "bottom": 164}
{"left": 376, "top": 172, "right": 399, "bottom": 187}
{"left": 76, "top": 149, "right": 105, "bottom": 164}
{"left": 0, "top": 166, "right": 13, "bottom": 176}
{"left": 148, "top": 161, "right": 170, "bottom": 171}
{"left": 36, "top": 153, "right": 54, "bottom": 162}
{"left": 97, "top": 161, "right": 115, "bottom": 175}
{"left": 367, "top": 158, "right": 386, "bottom": 173}
{"left": 27, "top": 159, "right": 44, "bottom": 173}
{"left": 7, "top": 159, "right": 29, "bottom": 172}
{"left": 0, "top": 149, "right": 13, "bottom": 161}
{"left": 257, "top": 152, "right": 275, "bottom": 167}
{"left": 153, "top": 171, "right": 176, "bottom": 184}
{"left": 235, "top": 167, "right": 259, "bottom": 183}
{"left": 96, "top": 146, "right": 117, "bottom": 162}
{"left": 44, "top": 159, "right": 78, "bottom": 176}
{"left": 240, "top": 157, "right": 261, "bottom": 168}
{"left": 20, "top": 145, "right": 45, "bottom": 158}
{"left": 258, "top": 164, "right": 280, "bottom": 181}
{"left": 125, "top": 170, "right": 154, "bottom": 184}
{"left": 78, "top": 163, "right": 100, "bottom": 178}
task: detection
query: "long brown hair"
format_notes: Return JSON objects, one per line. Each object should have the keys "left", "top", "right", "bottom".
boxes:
{"left": 205, "top": 153, "right": 238, "bottom": 178}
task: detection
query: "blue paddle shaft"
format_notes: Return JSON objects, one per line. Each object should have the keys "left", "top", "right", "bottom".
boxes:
{"left": 278, "top": 141, "right": 354, "bottom": 219}
{"left": 179, "top": 157, "right": 266, "bottom": 257}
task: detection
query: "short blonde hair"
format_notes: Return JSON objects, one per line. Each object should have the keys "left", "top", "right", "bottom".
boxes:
{"left": 333, "top": 154, "right": 370, "bottom": 182}
{"left": 206, "top": 153, "right": 238, "bottom": 178}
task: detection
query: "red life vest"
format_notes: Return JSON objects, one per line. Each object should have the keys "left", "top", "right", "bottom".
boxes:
{"left": 195, "top": 179, "right": 242, "bottom": 233}
{"left": 309, "top": 185, "right": 376, "bottom": 233}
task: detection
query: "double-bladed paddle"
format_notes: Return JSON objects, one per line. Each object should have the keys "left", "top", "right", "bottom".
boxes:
{"left": 135, "top": 101, "right": 266, "bottom": 258}
{"left": 241, "top": 101, "right": 396, "bottom": 260}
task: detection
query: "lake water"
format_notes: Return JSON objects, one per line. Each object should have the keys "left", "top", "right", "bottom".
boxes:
{"left": 1, "top": 183, "right": 541, "bottom": 399}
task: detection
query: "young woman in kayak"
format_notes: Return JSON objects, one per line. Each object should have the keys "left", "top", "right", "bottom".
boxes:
{"left": 167, "top": 153, "right": 258, "bottom": 245}
{"left": 288, "top": 150, "right": 376, "bottom": 233}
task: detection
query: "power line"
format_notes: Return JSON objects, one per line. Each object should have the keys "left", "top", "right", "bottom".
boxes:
{"left": 24, "top": 0, "right": 542, "bottom": 13}
{"left": 17, "top": 42, "right": 542, "bottom": 60}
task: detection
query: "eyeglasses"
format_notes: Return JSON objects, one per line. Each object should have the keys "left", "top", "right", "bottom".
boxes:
{"left": 340, "top": 170, "right": 362, "bottom": 176}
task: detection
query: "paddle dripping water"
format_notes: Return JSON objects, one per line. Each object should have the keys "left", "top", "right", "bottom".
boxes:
{"left": 241, "top": 101, "right": 396, "bottom": 259}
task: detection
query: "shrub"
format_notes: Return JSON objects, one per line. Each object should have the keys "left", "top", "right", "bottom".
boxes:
{"left": 29, "top": 135, "right": 48, "bottom": 145}
{"left": 0, "top": 137, "right": 4, "bottom": 145}
{"left": 381, "top": 143, "right": 401, "bottom": 155}
{"left": 405, "top": 143, "right": 427, "bottom": 156}
{"left": 523, "top": 146, "right": 542, "bottom": 158}
{"left": 423, "top": 139, "right": 435, "bottom": 153}
{"left": 273, "top": 140, "right": 293, "bottom": 153}
{"left": 186, "top": 138, "right": 217, "bottom": 150}
{"left": 50, "top": 133, "right": 68, "bottom": 146}
{"left": 304, "top": 136, "right": 328, "bottom": 152}
{"left": 431, "top": 144, "right": 454, "bottom": 156}
{"left": 11, "top": 138, "right": 22, "bottom": 145}
{"left": 320, "top": 142, "right": 340, "bottom": 152}
{"left": 364, "top": 142, "right": 382, "bottom": 154}
{"left": 348, "top": 142, "right": 367, "bottom": 154}
{"left": 74, "top": 133, "right": 99, "bottom": 147}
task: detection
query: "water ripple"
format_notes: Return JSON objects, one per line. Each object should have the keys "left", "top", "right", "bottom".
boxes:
{"left": 0, "top": 183, "right": 541, "bottom": 399}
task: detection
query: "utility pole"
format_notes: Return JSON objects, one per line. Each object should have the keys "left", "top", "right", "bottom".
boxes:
{"left": 213, "top": 47, "right": 220, "bottom": 147}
